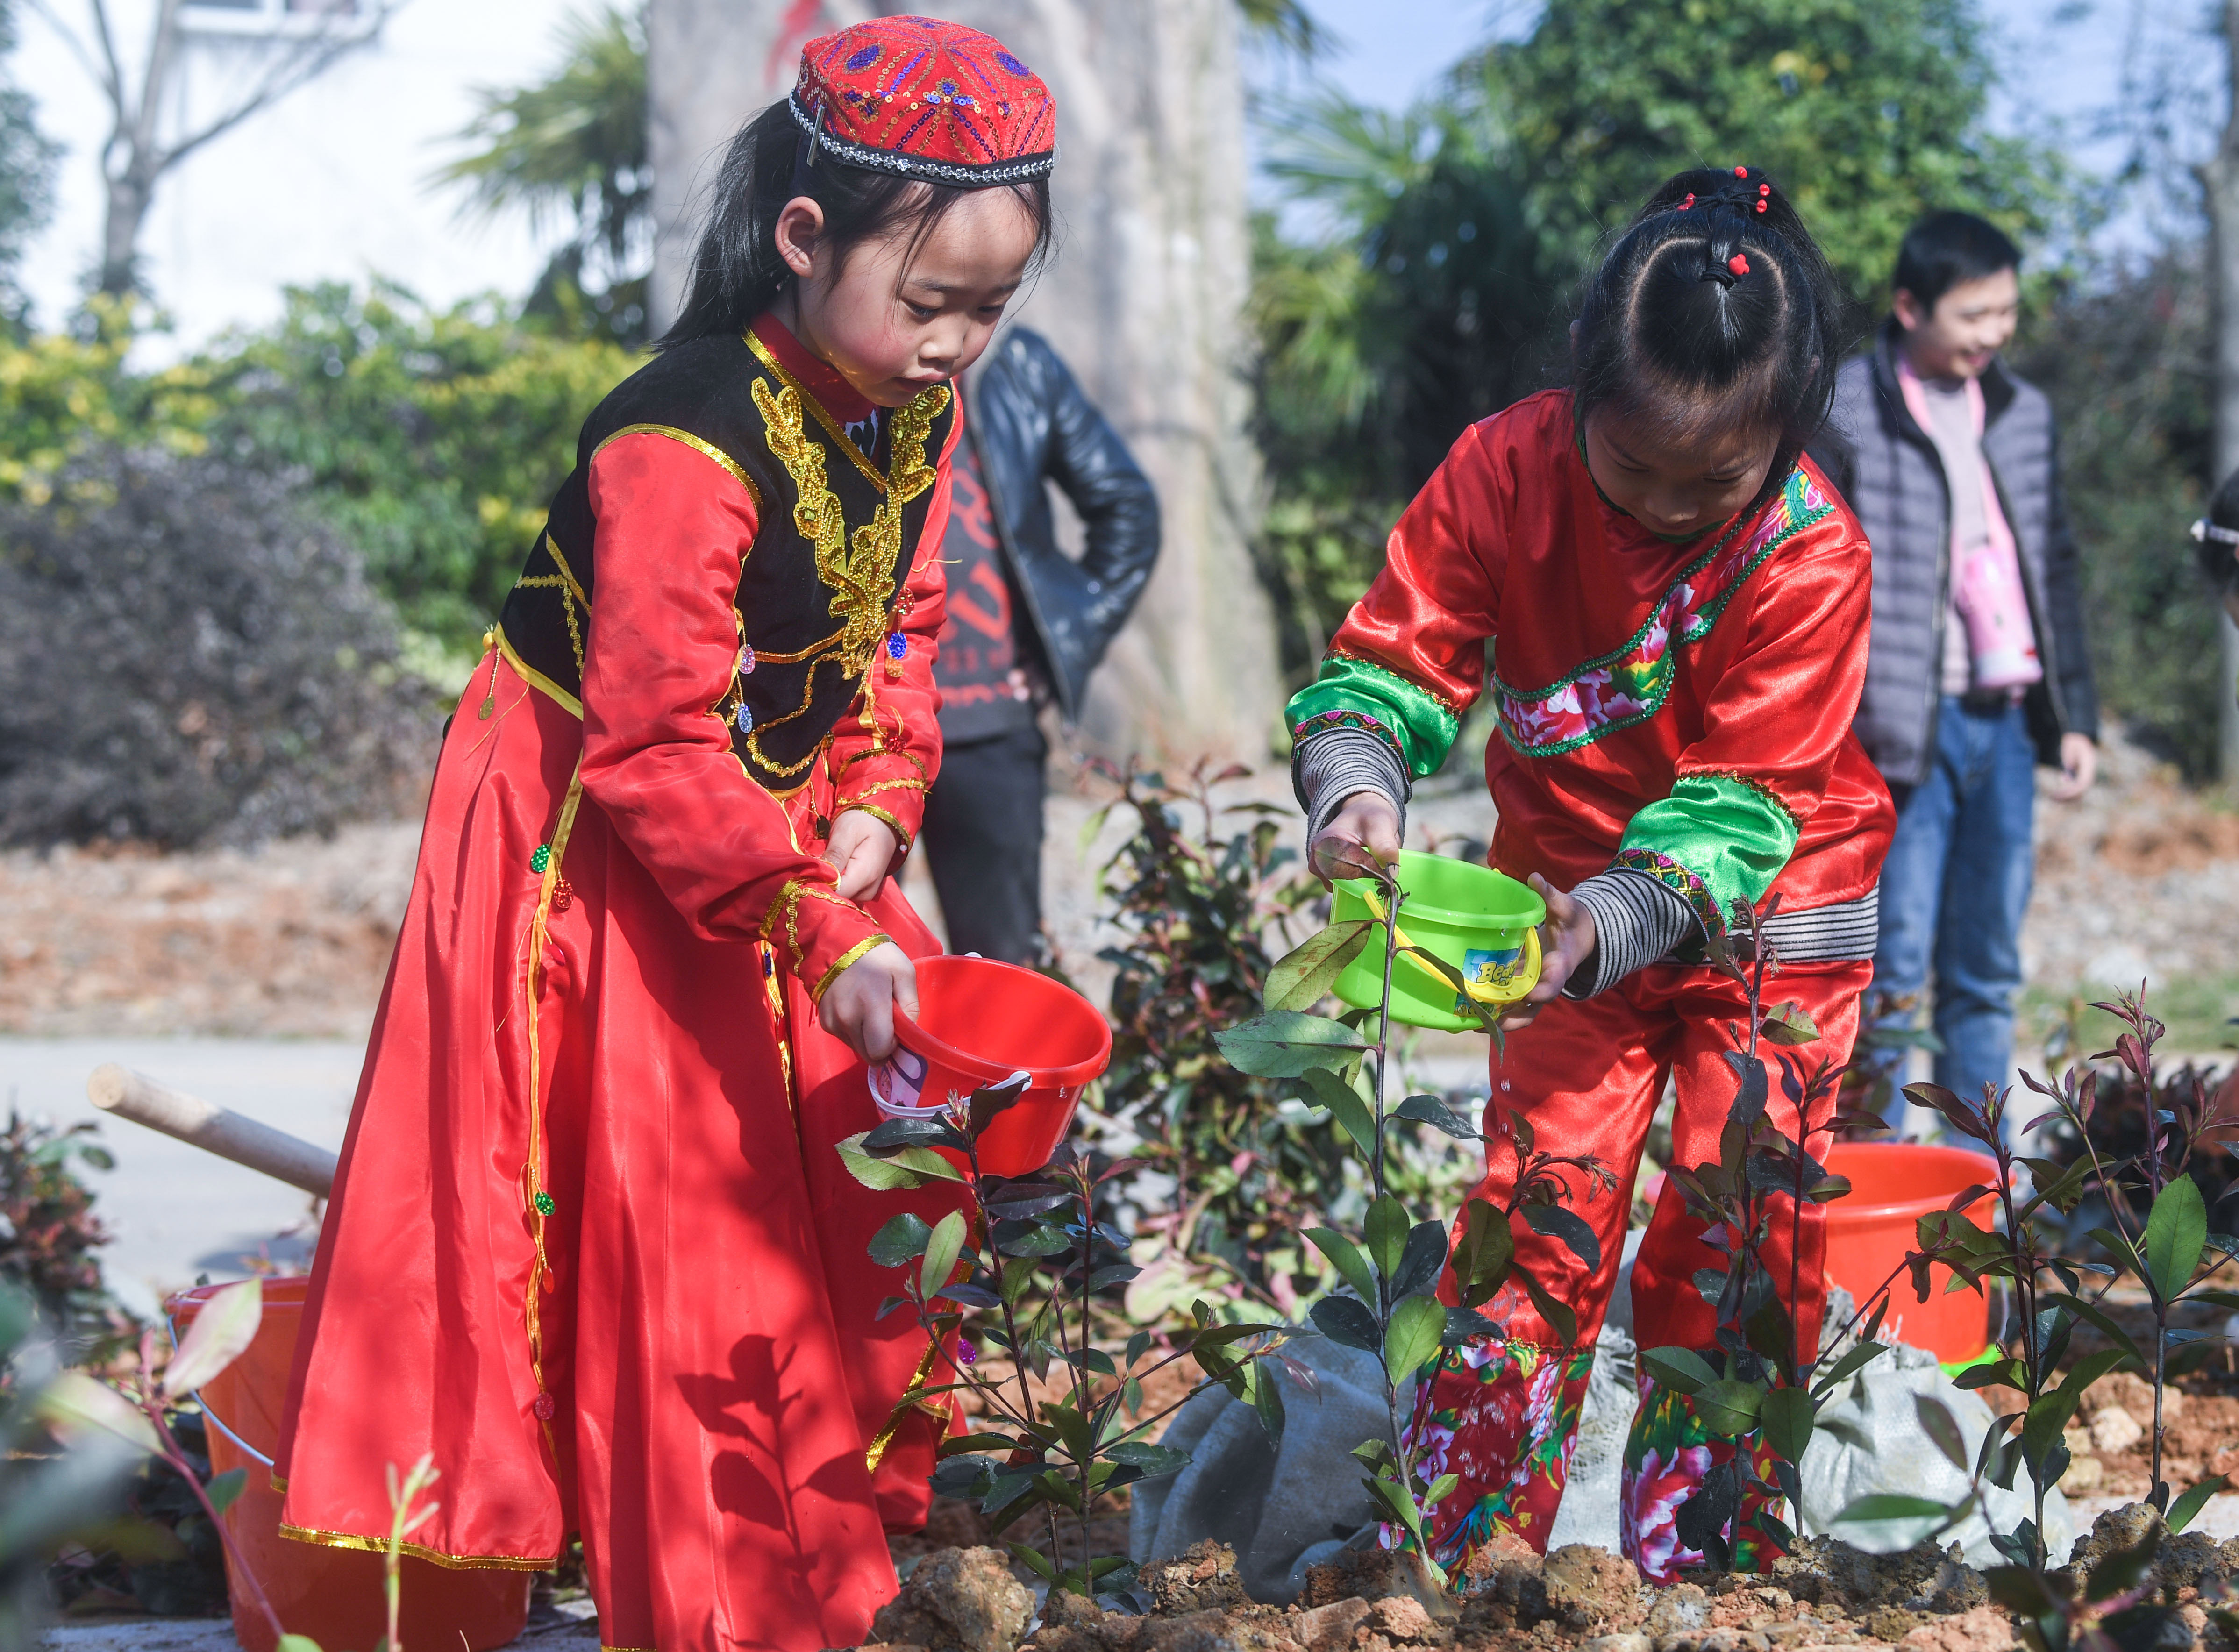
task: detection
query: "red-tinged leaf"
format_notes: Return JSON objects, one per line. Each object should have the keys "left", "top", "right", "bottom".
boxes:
{"left": 1948, "top": 1184, "right": 1994, "bottom": 1213}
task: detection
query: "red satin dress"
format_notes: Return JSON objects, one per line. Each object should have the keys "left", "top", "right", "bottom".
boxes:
{"left": 1289, "top": 390, "right": 1894, "bottom": 1579}
{"left": 274, "top": 317, "right": 965, "bottom": 1652}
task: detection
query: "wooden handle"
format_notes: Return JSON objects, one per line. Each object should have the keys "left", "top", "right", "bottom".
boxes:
{"left": 86, "top": 1064, "right": 337, "bottom": 1199}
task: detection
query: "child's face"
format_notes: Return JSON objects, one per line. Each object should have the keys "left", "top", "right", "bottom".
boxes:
{"left": 779, "top": 187, "right": 1040, "bottom": 408}
{"left": 1581, "top": 407, "right": 1781, "bottom": 541}
{"left": 1892, "top": 269, "right": 2020, "bottom": 381}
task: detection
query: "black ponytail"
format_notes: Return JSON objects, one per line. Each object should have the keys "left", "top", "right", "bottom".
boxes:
{"left": 654, "top": 100, "right": 1055, "bottom": 351}
{"left": 1570, "top": 165, "right": 1854, "bottom": 493}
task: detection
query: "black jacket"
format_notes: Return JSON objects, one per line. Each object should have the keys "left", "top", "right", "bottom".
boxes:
{"left": 1811, "top": 322, "right": 2098, "bottom": 786}
{"left": 963, "top": 328, "right": 1160, "bottom": 722}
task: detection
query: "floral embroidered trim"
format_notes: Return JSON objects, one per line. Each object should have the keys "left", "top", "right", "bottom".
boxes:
{"left": 1687, "top": 768, "right": 1802, "bottom": 829}
{"left": 1493, "top": 470, "right": 1833, "bottom": 758}
{"left": 1291, "top": 706, "right": 1407, "bottom": 766}
{"left": 1609, "top": 848, "right": 1726, "bottom": 945}
{"left": 813, "top": 933, "right": 893, "bottom": 1002}
{"left": 841, "top": 802, "right": 913, "bottom": 852}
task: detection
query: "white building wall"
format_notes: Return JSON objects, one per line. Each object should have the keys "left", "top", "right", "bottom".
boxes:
{"left": 14, "top": 0, "right": 574, "bottom": 348}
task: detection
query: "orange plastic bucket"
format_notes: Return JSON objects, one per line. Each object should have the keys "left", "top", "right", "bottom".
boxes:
{"left": 1821, "top": 1141, "right": 2000, "bottom": 1365}
{"left": 166, "top": 1277, "right": 532, "bottom": 1652}
{"left": 873, "top": 956, "right": 1112, "bottom": 1176}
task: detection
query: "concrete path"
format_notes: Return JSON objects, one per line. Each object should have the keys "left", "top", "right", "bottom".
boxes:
{"left": 0, "top": 1038, "right": 364, "bottom": 1320}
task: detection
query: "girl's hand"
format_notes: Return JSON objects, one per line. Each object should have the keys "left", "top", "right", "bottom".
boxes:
{"left": 818, "top": 942, "right": 919, "bottom": 1063}
{"left": 2047, "top": 732, "right": 2097, "bottom": 803}
{"left": 824, "top": 810, "right": 900, "bottom": 902}
{"left": 1310, "top": 791, "right": 1403, "bottom": 884}
{"left": 1498, "top": 875, "right": 1599, "bottom": 1031}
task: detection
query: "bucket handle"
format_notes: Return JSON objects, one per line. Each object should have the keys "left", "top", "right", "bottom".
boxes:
{"left": 164, "top": 1309, "right": 276, "bottom": 1468}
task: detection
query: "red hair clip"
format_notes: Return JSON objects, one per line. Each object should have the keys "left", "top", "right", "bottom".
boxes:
{"left": 1734, "top": 165, "right": 1749, "bottom": 178}
{"left": 1680, "top": 192, "right": 1696, "bottom": 210}
{"left": 1727, "top": 253, "right": 1752, "bottom": 276}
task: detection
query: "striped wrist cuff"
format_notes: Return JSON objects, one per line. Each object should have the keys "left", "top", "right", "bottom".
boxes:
{"left": 1565, "top": 869, "right": 1697, "bottom": 998}
{"left": 1293, "top": 726, "right": 1410, "bottom": 853}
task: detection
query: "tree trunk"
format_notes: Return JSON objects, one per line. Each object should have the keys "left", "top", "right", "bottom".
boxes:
{"left": 2206, "top": 0, "right": 2239, "bottom": 781}
{"left": 646, "top": 0, "right": 1281, "bottom": 763}
{"left": 97, "top": 166, "right": 153, "bottom": 297}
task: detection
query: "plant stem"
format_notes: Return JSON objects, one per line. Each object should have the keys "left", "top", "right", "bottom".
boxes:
{"left": 143, "top": 1391, "right": 286, "bottom": 1645}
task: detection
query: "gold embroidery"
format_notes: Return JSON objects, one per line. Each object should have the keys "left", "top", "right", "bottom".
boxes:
{"left": 594, "top": 422, "right": 764, "bottom": 512}
{"left": 521, "top": 763, "right": 585, "bottom": 1458}
{"left": 844, "top": 777, "right": 930, "bottom": 800}
{"left": 741, "top": 366, "right": 949, "bottom": 780}
{"left": 838, "top": 802, "right": 912, "bottom": 851}
{"left": 278, "top": 1523, "right": 556, "bottom": 1571}
{"left": 744, "top": 331, "right": 890, "bottom": 494}
{"left": 814, "top": 933, "right": 892, "bottom": 1002}
{"left": 495, "top": 623, "right": 584, "bottom": 719}
{"left": 864, "top": 1336, "right": 948, "bottom": 1473}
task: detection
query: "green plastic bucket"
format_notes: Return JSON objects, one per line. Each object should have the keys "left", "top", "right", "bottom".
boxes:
{"left": 1329, "top": 850, "right": 1547, "bottom": 1032}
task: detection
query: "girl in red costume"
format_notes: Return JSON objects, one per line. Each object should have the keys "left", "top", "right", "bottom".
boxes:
{"left": 274, "top": 21, "right": 1055, "bottom": 1650}
{"left": 1291, "top": 167, "right": 1893, "bottom": 1582}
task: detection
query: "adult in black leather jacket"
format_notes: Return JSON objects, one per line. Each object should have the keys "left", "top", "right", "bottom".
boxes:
{"left": 920, "top": 327, "right": 1160, "bottom": 962}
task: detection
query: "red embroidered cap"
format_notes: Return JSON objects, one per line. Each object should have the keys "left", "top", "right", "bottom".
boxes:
{"left": 791, "top": 16, "right": 1056, "bottom": 187}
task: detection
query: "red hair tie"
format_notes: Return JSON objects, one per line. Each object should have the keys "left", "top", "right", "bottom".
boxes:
{"left": 1727, "top": 253, "right": 1751, "bottom": 277}
{"left": 1734, "top": 165, "right": 1748, "bottom": 178}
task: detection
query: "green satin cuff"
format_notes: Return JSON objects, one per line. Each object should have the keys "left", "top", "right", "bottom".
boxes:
{"left": 1286, "top": 654, "right": 1461, "bottom": 780}
{"left": 1611, "top": 773, "right": 1800, "bottom": 942}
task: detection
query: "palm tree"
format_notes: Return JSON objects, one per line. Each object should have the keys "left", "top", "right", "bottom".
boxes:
{"left": 430, "top": 4, "right": 648, "bottom": 342}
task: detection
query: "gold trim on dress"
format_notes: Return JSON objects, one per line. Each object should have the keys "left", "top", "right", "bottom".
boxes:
{"left": 864, "top": 1337, "right": 950, "bottom": 1473}
{"left": 812, "top": 933, "right": 891, "bottom": 1003}
{"left": 594, "top": 421, "right": 763, "bottom": 513}
{"left": 278, "top": 1522, "right": 556, "bottom": 1572}
{"left": 494, "top": 623, "right": 585, "bottom": 720}
{"left": 837, "top": 801, "right": 912, "bottom": 853}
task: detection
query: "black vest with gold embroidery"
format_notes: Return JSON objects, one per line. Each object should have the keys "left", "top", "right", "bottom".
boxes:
{"left": 495, "top": 328, "right": 955, "bottom": 797}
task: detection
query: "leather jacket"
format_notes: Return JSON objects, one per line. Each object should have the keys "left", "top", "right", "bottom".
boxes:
{"left": 962, "top": 328, "right": 1161, "bottom": 722}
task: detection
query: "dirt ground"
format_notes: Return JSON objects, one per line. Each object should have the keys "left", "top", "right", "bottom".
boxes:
{"left": 5, "top": 719, "right": 2228, "bottom": 1044}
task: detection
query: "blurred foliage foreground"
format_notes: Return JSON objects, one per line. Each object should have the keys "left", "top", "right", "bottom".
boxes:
{"left": 0, "top": 287, "right": 634, "bottom": 848}
{"left": 1254, "top": 0, "right": 2220, "bottom": 776}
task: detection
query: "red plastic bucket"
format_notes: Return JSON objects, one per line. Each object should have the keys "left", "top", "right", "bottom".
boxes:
{"left": 1822, "top": 1141, "right": 2000, "bottom": 1365}
{"left": 874, "top": 956, "right": 1112, "bottom": 1176}
{"left": 166, "top": 1277, "right": 532, "bottom": 1652}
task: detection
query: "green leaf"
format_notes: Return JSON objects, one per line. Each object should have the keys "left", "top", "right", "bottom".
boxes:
{"left": 2146, "top": 1174, "right": 2209, "bottom": 1303}
{"left": 1105, "top": 1441, "right": 1191, "bottom": 1477}
{"left": 2042, "top": 1293, "right": 2146, "bottom": 1366}
{"left": 1522, "top": 1203, "right": 1601, "bottom": 1271}
{"left": 836, "top": 1131, "right": 964, "bottom": 1189}
{"left": 1640, "top": 1346, "right": 1720, "bottom": 1396}
{"left": 1305, "top": 1227, "right": 1377, "bottom": 1302}
{"left": 1392, "top": 1093, "right": 1481, "bottom": 1138}
{"left": 1364, "top": 1195, "right": 1410, "bottom": 1281}
{"left": 1298, "top": 1067, "right": 1376, "bottom": 1156}
{"left": 35, "top": 1371, "right": 161, "bottom": 1454}
{"left": 920, "top": 1210, "right": 969, "bottom": 1303}
{"left": 275, "top": 1638, "right": 326, "bottom": 1652}
{"left": 165, "top": 1277, "right": 263, "bottom": 1397}
{"left": 1264, "top": 920, "right": 1375, "bottom": 1011}
{"left": 1760, "top": 1386, "right": 1814, "bottom": 1464}
{"left": 2167, "top": 1474, "right": 2229, "bottom": 1535}
{"left": 1515, "top": 1266, "right": 1578, "bottom": 1347}
{"left": 1835, "top": 1493, "right": 1954, "bottom": 1523}
{"left": 1915, "top": 1393, "right": 1968, "bottom": 1471}
{"left": 1425, "top": 1472, "right": 1459, "bottom": 1506}
{"left": 1761, "top": 1000, "right": 1822, "bottom": 1046}
{"left": 204, "top": 1467, "right": 247, "bottom": 1517}
{"left": 1310, "top": 1294, "right": 1383, "bottom": 1353}
{"left": 1009, "top": 1542, "right": 1060, "bottom": 1583}
{"left": 1810, "top": 1339, "right": 1890, "bottom": 1398}
{"left": 868, "top": 1213, "right": 934, "bottom": 1268}
{"left": 1212, "top": 1011, "right": 1368, "bottom": 1078}
{"left": 1384, "top": 1293, "right": 1447, "bottom": 1379}
{"left": 1695, "top": 1379, "right": 1764, "bottom": 1438}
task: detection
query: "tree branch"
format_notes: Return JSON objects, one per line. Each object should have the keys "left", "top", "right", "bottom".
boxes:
{"left": 156, "top": 0, "right": 406, "bottom": 176}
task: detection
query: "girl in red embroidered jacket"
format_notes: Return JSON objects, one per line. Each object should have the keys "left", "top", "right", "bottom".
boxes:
{"left": 1290, "top": 168, "right": 1895, "bottom": 1582}
{"left": 274, "top": 23, "right": 1058, "bottom": 1652}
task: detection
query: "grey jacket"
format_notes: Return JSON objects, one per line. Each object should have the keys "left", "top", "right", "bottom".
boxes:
{"left": 1811, "top": 322, "right": 2098, "bottom": 787}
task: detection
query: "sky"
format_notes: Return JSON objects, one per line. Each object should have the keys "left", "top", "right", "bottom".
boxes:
{"left": 2, "top": 0, "right": 2203, "bottom": 346}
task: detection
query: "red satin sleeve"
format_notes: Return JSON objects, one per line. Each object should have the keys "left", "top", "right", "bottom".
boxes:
{"left": 578, "top": 431, "right": 888, "bottom": 997}
{"left": 1331, "top": 419, "right": 1514, "bottom": 719}
{"left": 827, "top": 402, "right": 960, "bottom": 857}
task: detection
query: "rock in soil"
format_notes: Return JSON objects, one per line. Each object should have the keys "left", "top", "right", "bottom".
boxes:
{"left": 1144, "top": 1541, "right": 1253, "bottom": 1616}
{"left": 869, "top": 1545, "right": 1036, "bottom": 1652}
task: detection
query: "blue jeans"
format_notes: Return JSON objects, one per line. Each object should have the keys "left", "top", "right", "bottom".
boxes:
{"left": 1872, "top": 697, "right": 2037, "bottom": 1126}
